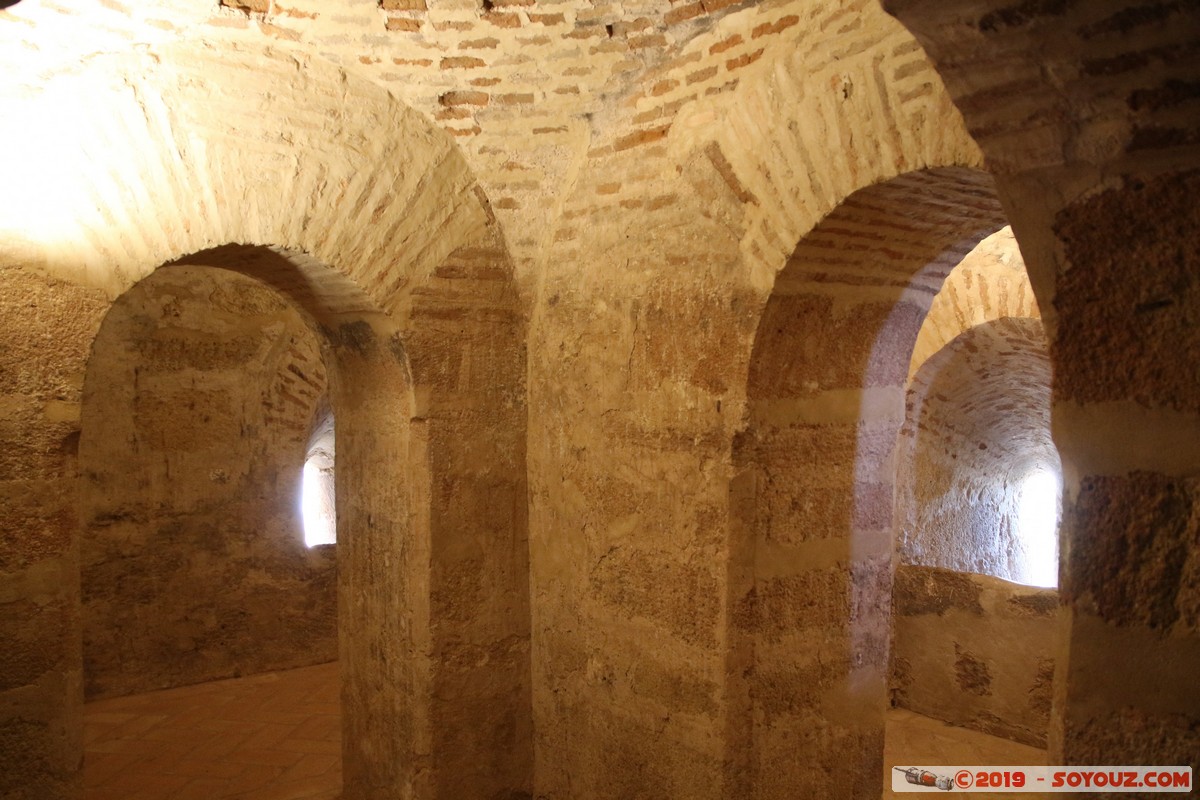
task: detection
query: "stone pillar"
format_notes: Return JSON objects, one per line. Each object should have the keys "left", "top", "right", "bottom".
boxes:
{"left": 1050, "top": 170, "right": 1200, "bottom": 768}
{"left": 0, "top": 269, "right": 106, "bottom": 800}
{"left": 326, "top": 319, "right": 422, "bottom": 800}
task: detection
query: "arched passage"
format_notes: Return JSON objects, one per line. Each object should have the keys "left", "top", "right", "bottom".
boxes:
{"left": 898, "top": 317, "right": 1059, "bottom": 586}
{"left": 730, "top": 166, "right": 1006, "bottom": 799}
{"left": 884, "top": 0, "right": 1200, "bottom": 769}
{"left": 79, "top": 264, "right": 338, "bottom": 700}
{"left": 1, "top": 38, "right": 530, "bottom": 800}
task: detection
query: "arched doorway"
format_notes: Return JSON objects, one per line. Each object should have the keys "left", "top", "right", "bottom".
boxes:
{"left": 731, "top": 166, "right": 1007, "bottom": 798}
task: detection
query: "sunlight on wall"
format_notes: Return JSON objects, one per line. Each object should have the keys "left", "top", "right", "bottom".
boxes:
{"left": 1016, "top": 468, "right": 1061, "bottom": 588}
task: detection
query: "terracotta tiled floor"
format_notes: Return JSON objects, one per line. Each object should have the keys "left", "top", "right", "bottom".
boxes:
{"left": 85, "top": 663, "right": 1040, "bottom": 799}
{"left": 884, "top": 708, "right": 1049, "bottom": 799}
{"left": 84, "top": 662, "right": 341, "bottom": 800}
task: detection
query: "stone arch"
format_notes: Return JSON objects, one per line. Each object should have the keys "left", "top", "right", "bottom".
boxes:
{"left": 883, "top": 0, "right": 1200, "bottom": 769}
{"left": 79, "top": 263, "right": 339, "bottom": 701}
{"left": 1, "top": 40, "right": 500, "bottom": 318}
{"left": 729, "top": 166, "right": 1007, "bottom": 799}
{"left": 1, "top": 39, "right": 529, "bottom": 800}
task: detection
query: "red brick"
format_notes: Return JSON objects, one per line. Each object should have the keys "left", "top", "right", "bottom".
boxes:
{"left": 648, "top": 193, "right": 677, "bottom": 210}
{"left": 665, "top": 1, "right": 704, "bottom": 24}
{"left": 710, "top": 34, "right": 742, "bottom": 54}
{"left": 614, "top": 125, "right": 670, "bottom": 151}
{"left": 651, "top": 79, "right": 679, "bottom": 96}
{"left": 441, "top": 56, "right": 486, "bottom": 69}
{"left": 726, "top": 48, "right": 764, "bottom": 71}
{"left": 705, "top": 79, "right": 739, "bottom": 96}
{"left": 220, "top": 0, "right": 268, "bottom": 12}
{"left": 687, "top": 65, "right": 718, "bottom": 85}
{"left": 633, "top": 108, "right": 664, "bottom": 125}
{"left": 380, "top": 0, "right": 425, "bottom": 9}
{"left": 483, "top": 11, "right": 521, "bottom": 27}
{"left": 752, "top": 15, "right": 798, "bottom": 38}
{"left": 439, "top": 90, "right": 489, "bottom": 106}
{"left": 384, "top": 17, "right": 420, "bottom": 31}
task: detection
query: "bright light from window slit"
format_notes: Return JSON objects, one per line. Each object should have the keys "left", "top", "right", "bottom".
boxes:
{"left": 1016, "top": 468, "right": 1060, "bottom": 588}
{"left": 301, "top": 458, "right": 335, "bottom": 547}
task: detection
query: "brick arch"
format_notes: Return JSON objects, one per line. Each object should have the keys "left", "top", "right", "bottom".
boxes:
{"left": 523, "top": 11, "right": 1001, "bottom": 795}
{"left": 3, "top": 39, "right": 529, "bottom": 800}
{"left": 670, "top": 0, "right": 987, "bottom": 291}
{"left": 4, "top": 39, "right": 506, "bottom": 319}
{"left": 729, "top": 166, "right": 1007, "bottom": 799}
{"left": 907, "top": 226, "right": 1041, "bottom": 382}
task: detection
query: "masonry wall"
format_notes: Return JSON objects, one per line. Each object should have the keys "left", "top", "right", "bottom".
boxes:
{"left": 890, "top": 565, "right": 1059, "bottom": 747}
{"left": 78, "top": 266, "right": 336, "bottom": 700}
{"left": 2, "top": 0, "right": 1199, "bottom": 798}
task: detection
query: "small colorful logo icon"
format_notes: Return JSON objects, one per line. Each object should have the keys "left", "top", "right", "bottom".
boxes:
{"left": 894, "top": 767, "right": 955, "bottom": 791}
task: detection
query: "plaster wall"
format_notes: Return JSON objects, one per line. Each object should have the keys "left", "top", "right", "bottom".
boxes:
{"left": 79, "top": 266, "right": 336, "bottom": 700}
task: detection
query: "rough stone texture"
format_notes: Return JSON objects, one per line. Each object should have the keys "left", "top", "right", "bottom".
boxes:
{"left": 78, "top": 266, "right": 336, "bottom": 699}
{"left": 0, "top": 268, "right": 108, "bottom": 800}
{"left": 1066, "top": 472, "right": 1200, "bottom": 634}
{"left": 1, "top": 0, "right": 1199, "bottom": 797}
{"left": 1054, "top": 170, "right": 1200, "bottom": 412}
{"left": 896, "top": 317, "right": 1059, "bottom": 585}
{"left": 728, "top": 166, "right": 1006, "bottom": 799}
{"left": 890, "top": 565, "right": 1061, "bottom": 747}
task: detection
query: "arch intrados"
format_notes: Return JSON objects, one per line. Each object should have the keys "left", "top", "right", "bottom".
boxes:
{"left": 774, "top": 167, "right": 1005, "bottom": 288}
{"left": 907, "top": 317, "right": 1055, "bottom": 467}
{"left": 162, "top": 243, "right": 399, "bottom": 332}
{"left": 746, "top": 166, "right": 1009, "bottom": 403}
